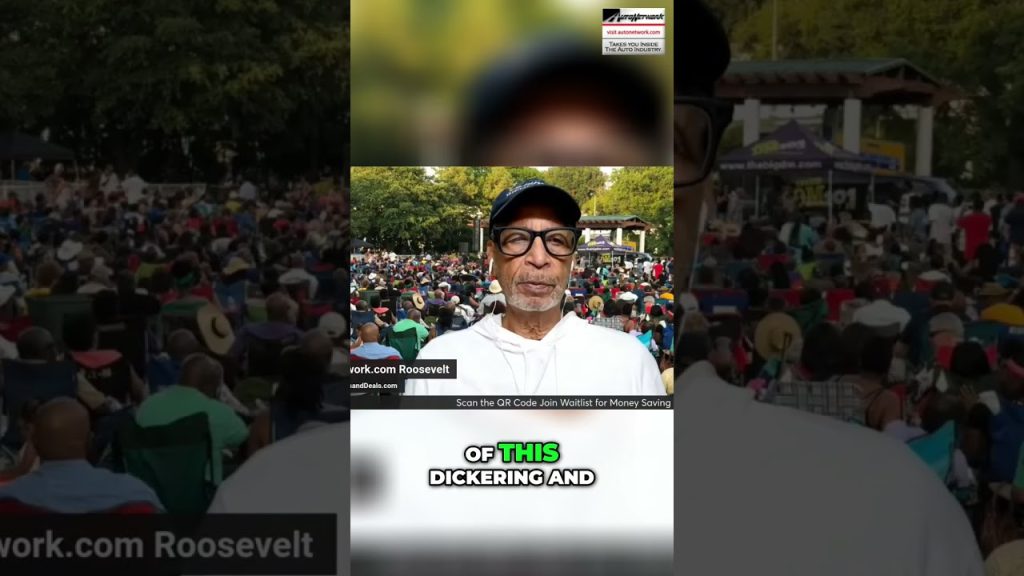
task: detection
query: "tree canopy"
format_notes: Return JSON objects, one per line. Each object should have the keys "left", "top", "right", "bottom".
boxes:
{"left": 1, "top": 0, "right": 348, "bottom": 182}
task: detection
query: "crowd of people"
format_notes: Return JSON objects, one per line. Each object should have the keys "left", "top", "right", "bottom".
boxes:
{"left": 682, "top": 186, "right": 1024, "bottom": 563}
{"left": 349, "top": 250, "right": 675, "bottom": 392}
{"left": 0, "top": 163, "right": 349, "bottom": 514}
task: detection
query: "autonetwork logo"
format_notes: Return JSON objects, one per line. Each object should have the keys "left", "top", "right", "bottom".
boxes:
{"left": 603, "top": 8, "right": 666, "bottom": 23}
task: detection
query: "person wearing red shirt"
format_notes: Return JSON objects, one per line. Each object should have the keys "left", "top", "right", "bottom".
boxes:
{"left": 957, "top": 195, "right": 992, "bottom": 262}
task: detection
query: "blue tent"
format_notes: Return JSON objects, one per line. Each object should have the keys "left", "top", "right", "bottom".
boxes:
{"left": 718, "top": 121, "right": 891, "bottom": 222}
{"left": 577, "top": 235, "right": 634, "bottom": 254}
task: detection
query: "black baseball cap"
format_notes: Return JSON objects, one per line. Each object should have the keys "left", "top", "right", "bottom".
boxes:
{"left": 676, "top": 0, "right": 731, "bottom": 96}
{"left": 489, "top": 179, "right": 581, "bottom": 228}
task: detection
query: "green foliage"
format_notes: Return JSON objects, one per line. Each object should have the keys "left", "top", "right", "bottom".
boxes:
{"left": 544, "top": 167, "right": 608, "bottom": 211}
{"left": 600, "top": 167, "right": 674, "bottom": 257}
{"left": 1, "top": 0, "right": 348, "bottom": 181}
{"left": 352, "top": 167, "right": 672, "bottom": 256}
{"left": 716, "top": 0, "right": 1024, "bottom": 188}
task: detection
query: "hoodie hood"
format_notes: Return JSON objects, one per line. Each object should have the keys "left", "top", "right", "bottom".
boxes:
{"left": 471, "top": 311, "right": 580, "bottom": 395}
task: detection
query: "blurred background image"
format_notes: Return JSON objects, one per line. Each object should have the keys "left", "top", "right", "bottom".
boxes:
{"left": 351, "top": 0, "right": 673, "bottom": 167}
{"left": 350, "top": 410, "right": 672, "bottom": 575}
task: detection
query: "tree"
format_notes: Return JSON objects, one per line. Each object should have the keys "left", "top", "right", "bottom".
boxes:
{"left": 600, "top": 167, "right": 674, "bottom": 256}
{"left": 3, "top": 0, "right": 347, "bottom": 182}
{"left": 544, "top": 167, "right": 608, "bottom": 214}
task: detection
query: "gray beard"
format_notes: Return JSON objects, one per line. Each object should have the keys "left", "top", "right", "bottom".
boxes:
{"left": 506, "top": 281, "right": 566, "bottom": 312}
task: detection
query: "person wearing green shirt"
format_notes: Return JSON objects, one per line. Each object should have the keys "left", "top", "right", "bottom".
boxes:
{"left": 391, "top": 309, "right": 431, "bottom": 347}
{"left": 135, "top": 353, "right": 249, "bottom": 484}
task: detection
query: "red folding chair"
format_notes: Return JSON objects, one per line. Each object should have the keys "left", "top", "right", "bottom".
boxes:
{"left": 826, "top": 289, "right": 855, "bottom": 322}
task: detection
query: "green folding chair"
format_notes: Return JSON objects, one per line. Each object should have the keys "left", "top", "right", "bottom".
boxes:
{"left": 388, "top": 327, "right": 422, "bottom": 361}
{"left": 112, "top": 412, "right": 215, "bottom": 515}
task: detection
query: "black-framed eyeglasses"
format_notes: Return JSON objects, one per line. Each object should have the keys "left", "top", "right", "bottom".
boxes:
{"left": 675, "top": 96, "right": 734, "bottom": 188}
{"left": 490, "top": 227, "right": 581, "bottom": 257}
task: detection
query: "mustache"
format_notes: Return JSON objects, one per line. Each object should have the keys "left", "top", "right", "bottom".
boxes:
{"left": 513, "top": 275, "right": 558, "bottom": 286}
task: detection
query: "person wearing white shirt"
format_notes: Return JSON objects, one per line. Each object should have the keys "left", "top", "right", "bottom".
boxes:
{"left": 99, "top": 165, "right": 120, "bottom": 195}
{"left": 406, "top": 180, "right": 663, "bottom": 396}
{"left": 851, "top": 281, "right": 911, "bottom": 334}
{"left": 278, "top": 254, "right": 319, "bottom": 300}
{"left": 868, "top": 201, "right": 897, "bottom": 231}
{"left": 928, "top": 195, "right": 955, "bottom": 252}
{"left": 239, "top": 179, "right": 258, "bottom": 202}
{"left": 121, "top": 170, "right": 147, "bottom": 205}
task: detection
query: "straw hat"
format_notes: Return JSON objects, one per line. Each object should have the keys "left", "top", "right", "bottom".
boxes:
{"left": 222, "top": 257, "right": 251, "bottom": 276}
{"left": 978, "top": 282, "right": 1010, "bottom": 298}
{"left": 197, "top": 304, "right": 235, "bottom": 356}
{"left": 755, "top": 313, "right": 801, "bottom": 361}
{"left": 981, "top": 303, "right": 1024, "bottom": 327}
{"left": 588, "top": 295, "right": 604, "bottom": 312}
{"left": 411, "top": 292, "right": 425, "bottom": 310}
{"left": 488, "top": 280, "right": 503, "bottom": 294}
{"left": 985, "top": 540, "right": 1024, "bottom": 576}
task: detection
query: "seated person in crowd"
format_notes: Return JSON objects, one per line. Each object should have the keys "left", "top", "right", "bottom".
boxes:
{"left": 63, "top": 313, "right": 147, "bottom": 410}
{"left": 26, "top": 260, "right": 62, "bottom": 298}
{"left": 135, "top": 353, "right": 249, "bottom": 485}
{"left": 248, "top": 343, "right": 332, "bottom": 452}
{"left": 279, "top": 253, "right": 319, "bottom": 300}
{"left": 858, "top": 336, "right": 906, "bottom": 435}
{"left": 228, "top": 292, "right": 303, "bottom": 366}
{"left": 0, "top": 398, "right": 162, "bottom": 512}
{"left": 16, "top": 327, "right": 108, "bottom": 416}
{"left": 318, "top": 312, "right": 347, "bottom": 376}
{"left": 147, "top": 329, "right": 202, "bottom": 393}
{"left": 0, "top": 400, "right": 40, "bottom": 484}
{"left": 391, "top": 309, "right": 431, "bottom": 347}
{"left": 350, "top": 324, "right": 402, "bottom": 360}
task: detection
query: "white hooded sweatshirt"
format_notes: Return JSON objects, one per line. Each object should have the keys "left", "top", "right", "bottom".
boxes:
{"left": 405, "top": 312, "right": 664, "bottom": 395}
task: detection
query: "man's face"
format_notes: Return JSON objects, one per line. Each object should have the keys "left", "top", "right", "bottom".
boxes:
{"left": 488, "top": 204, "right": 573, "bottom": 313}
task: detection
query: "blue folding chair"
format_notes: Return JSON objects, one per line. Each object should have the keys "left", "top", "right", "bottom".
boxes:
{"left": 907, "top": 421, "right": 956, "bottom": 485}
{"left": 698, "top": 290, "right": 749, "bottom": 315}
{"left": 964, "top": 321, "right": 1006, "bottom": 348}
{"left": 1, "top": 360, "right": 77, "bottom": 449}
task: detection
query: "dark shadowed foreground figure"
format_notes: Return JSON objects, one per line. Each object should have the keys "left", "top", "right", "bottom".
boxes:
{"left": 673, "top": 1, "right": 983, "bottom": 575}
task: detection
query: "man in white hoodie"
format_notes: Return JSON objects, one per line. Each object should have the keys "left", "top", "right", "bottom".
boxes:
{"left": 405, "top": 179, "right": 663, "bottom": 395}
